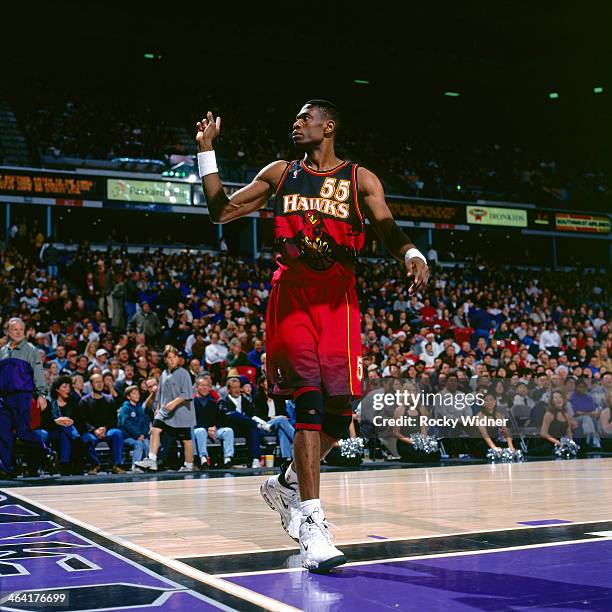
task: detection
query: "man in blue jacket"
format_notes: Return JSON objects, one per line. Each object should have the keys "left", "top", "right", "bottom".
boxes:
{"left": 118, "top": 385, "right": 151, "bottom": 472}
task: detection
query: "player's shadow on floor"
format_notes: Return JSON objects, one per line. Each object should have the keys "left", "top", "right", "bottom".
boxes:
{"left": 333, "top": 562, "right": 612, "bottom": 611}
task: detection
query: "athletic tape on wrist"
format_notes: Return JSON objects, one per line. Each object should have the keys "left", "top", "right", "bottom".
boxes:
{"left": 405, "top": 247, "right": 427, "bottom": 264}
{"left": 197, "top": 150, "right": 218, "bottom": 177}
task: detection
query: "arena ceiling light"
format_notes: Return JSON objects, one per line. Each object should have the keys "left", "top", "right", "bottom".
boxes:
{"left": 593, "top": 86, "right": 603, "bottom": 94}
{"left": 444, "top": 91, "right": 460, "bottom": 97}
{"left": 354, "top": 79, "right": 370, "bottom": 84}
{"left": 548, "top": 92, "right": 559, "bottom": 99}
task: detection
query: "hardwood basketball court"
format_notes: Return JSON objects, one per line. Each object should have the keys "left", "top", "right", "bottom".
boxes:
{"left": 2, "top": 458, "right": 611, "bottom": 610}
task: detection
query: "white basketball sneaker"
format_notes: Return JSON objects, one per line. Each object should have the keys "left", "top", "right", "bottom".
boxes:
{"left": 260, "top": 473, "right": 301, "bottom": 541}
{"left": 299, "top": 508, "right": 346, "bottom": 573}
{"left": 134, "top": 457, "right": 157, "bottom": 471}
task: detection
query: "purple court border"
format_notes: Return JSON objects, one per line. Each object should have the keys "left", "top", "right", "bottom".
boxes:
{"left": 229, "top": 539, "right": 612, "bottom": 611}
{"left": 517, "top": 519, "right": 573, "bottom": 526}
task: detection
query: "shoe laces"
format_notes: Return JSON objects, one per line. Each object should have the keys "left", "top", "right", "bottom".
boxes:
{"left": 322, "top": 518, "right": 337, "bottom": 543}
{"left": 304, "top": 511, "right": 336, "bottom": 544}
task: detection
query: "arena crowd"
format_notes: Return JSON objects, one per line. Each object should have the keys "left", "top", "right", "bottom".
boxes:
{"left": 12, "top": 92, "right": 610, "bottom": 211}
{"left": 0, "top": 230, "right": 610, "bottom": 477}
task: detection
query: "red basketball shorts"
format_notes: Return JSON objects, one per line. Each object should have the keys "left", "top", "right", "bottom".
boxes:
{"left": 266, "top": 280, "right": 363, "bottom": 399}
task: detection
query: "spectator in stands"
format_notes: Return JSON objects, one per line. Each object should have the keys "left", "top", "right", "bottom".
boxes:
{"left": 539, "top": 322, "right": 561, "bottom": 356}
{"left": 512, "top": 383, "right": 535, "bottom": 426}
{"left": 135, "top": 345, "right": 195, "bottom": 472}
{"left": 71, "top": 373, "right": 86, "bottom": 400}
{"left": 204, "top": 332, "right": 228, "bottom": 383}
{"left": 193, "top": 376, "right": 234, "bottom": 468}
{"left": 52, "top": 345, "right": 68, "bottom": 371}
{"left": 36, "top": 375, "right": 86, "bottom": 475}
{"left": 187, "top": 358, "right": 203, "bottom": 384}
{"left": 226, "top": 338, "right": 250, "bottom": 368}
{"left": 115, "top": 363, "right": 136, "bottom": 400}
{"left": 124, "top": 272, "right": 141, "bottom": 326}
{"left": 102, "top": 370, "right": 120, "bottom": 404}
{"left": 252, "top": 375, "right": 294, "bottom": 460}
{"left": 111, "top": 274, "right": 127, "bottom": 332}
{"left": 90, "top": 348, "right": 109, "bottom": 372}
{"left": 247, "top": 339, "right": 265, "bottom": 369}
{"left": 118, "top": 385, "right": 150, "bottom": 472}
{"left": 130, "top": 302, "right": 161, "bottom": 345}
{"left": 220, "top": 377, "right": 262, "bottom": 468}
{"left": 94, "top": 259, "right": 114, "bottom": 317}
{"left": 599, "top": 389, "right": 612, "bottom": 452}
{"left": 0, "top": 317, "right": 56, "bottom": 477}
{"left": 77, "top": 373, "right": 125, "bottom": 474}
{"left": 142, "top": 377, "right": 159, "bottom": 421}
{"left": 569, "top": 378, "right": 601, "bottom": 448}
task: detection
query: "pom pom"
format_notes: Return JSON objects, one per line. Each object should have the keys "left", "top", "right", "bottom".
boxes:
{"left": 554, "top": 437, "right": 580, "bottom": 459}
{"left": 487, "top": 447, "right": 503, "bottom": 462}
{"left": 338, "top": 437, "right": 364, "bottom": 459}
{"left": 410, "top": 434, "right": 439, "bottom": 454}
{"left": 487, "top": 447, "right": 524, "bottom": 462}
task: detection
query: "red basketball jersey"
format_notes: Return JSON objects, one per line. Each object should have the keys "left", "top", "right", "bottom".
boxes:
{"left": 273, "top": 160, "right": 365, "bottom": 276}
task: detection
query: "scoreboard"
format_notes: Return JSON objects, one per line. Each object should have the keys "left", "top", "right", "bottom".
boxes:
{"left": 0, "top": 170, "right": 100, "bottom": 199}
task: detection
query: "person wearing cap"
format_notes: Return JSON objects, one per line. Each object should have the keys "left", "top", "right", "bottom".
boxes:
{"left": 419, "top": 333, "right": 442, "bottom": 359}
{"left": 89, "top": 348, "right": 109, "bottom": 372}
{"left": 33, "top": 332, "right": 51, "bottom": 355}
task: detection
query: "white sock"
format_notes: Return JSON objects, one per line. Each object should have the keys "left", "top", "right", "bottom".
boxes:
{"left": 148, "top": 452, "right": 157, "bottom": 461}
{"left": 185, "top": 462, "right": 193, "bottom": 469}
{"left": 285, "top": 464, "right": 298, "bottom": 485}
{"left": 300, "top": 498, "right": 321, "bottom": 518}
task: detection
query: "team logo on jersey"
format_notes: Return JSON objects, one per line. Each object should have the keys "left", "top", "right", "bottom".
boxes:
{"left": 301, "top": 211, "right": 330, "bottom": 258}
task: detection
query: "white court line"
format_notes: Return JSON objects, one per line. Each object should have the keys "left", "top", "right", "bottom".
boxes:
{"left": 217, "top": 535, "right": 612, "bottom": 578}
{"left": 174, "top": 517, "right": 612, "bottom": 559}
{"left": 1, "top": 488, "right": 300, "bottom": 612}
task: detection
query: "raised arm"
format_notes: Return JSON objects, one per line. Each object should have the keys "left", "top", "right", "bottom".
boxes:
{"left": 196, "top": 111, "right": 287, "bottom": 224}
{"left": 357, "top": 166, "right": 429, "bottom": 294}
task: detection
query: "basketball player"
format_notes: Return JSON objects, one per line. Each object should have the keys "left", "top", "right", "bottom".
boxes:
{"left": 196, "top": 101, "right": 429, "bottom": 572}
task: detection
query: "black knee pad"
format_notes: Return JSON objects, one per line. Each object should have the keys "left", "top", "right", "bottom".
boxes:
{"left": 322, "top": 411, "right": 353, "bottom": 440}
{"left": 294, "top": 389, "right": 324, "bottom": 431}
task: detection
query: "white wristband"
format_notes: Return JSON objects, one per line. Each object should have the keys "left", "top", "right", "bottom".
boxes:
{"left": 197, "top": 150, "right": 218, "bottom": 177}
{"left": 405, "top": 248, "right": 427, "bottom": 265}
